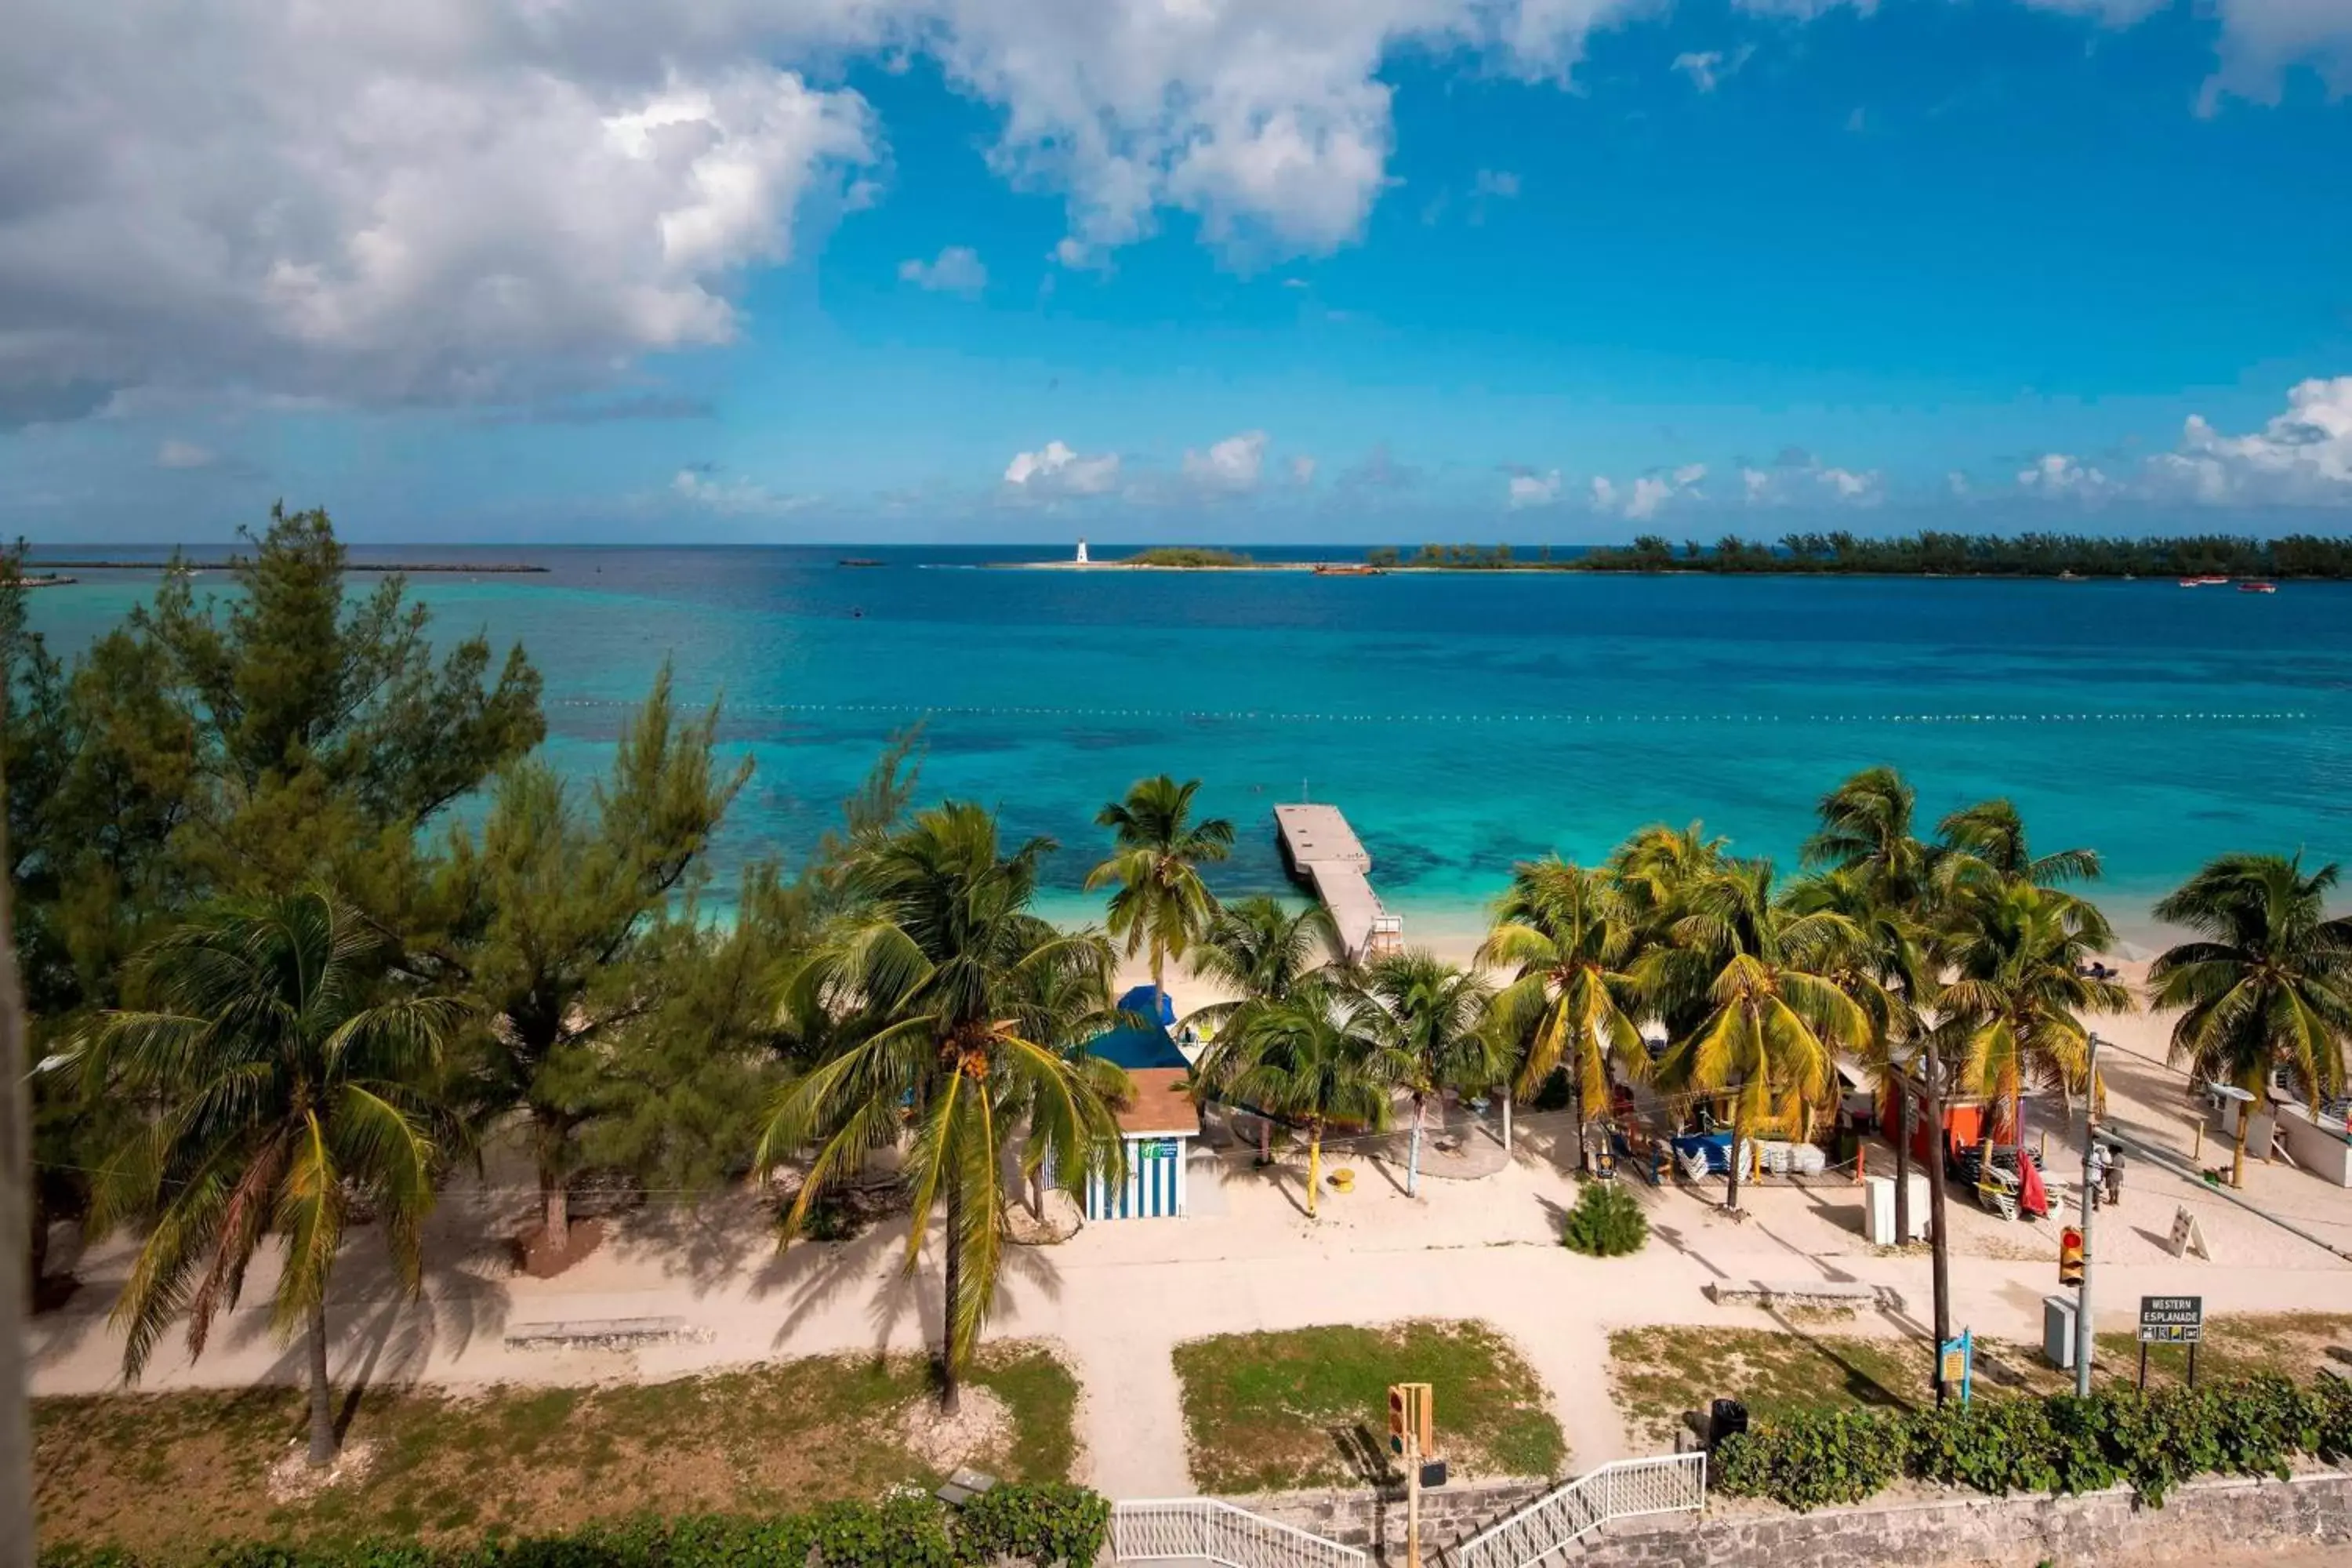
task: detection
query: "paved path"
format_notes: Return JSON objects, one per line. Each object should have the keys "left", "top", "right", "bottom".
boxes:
{"left": 34, "top": 1128, "right": 2352, "bottom": 1503}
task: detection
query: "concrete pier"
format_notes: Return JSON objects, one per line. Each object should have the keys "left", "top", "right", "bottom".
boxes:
{"left": 1273, "top": 803, "right": 1403, "bottom": 963}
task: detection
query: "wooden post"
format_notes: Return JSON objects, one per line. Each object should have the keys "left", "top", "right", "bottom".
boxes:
{"left": 1405, "top": 1426, "right": 1422, "bottom": 1568}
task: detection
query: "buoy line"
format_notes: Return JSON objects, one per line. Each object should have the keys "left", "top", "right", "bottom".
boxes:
{"left": 554, "top": 699, "right": 2312, "bottom": 725}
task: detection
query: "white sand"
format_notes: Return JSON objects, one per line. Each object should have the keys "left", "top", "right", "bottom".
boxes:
{"left": 31, "top": 953, "right": 2352, "bottom": 1503}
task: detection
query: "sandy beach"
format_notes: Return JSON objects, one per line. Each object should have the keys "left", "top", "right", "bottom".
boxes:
{"left": 32, "top": 942, "right": 2352, "bottom": 1504}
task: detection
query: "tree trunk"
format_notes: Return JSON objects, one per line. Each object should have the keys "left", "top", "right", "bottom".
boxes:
{"left": 0, "top": 847, "right": 36, "bottom": 1557}
{"left": 1258, "top": 1114, "right": 1271, "bottom": 1164}
{"left": 940, "top": 1172, "right": 964, "bottom": 1416}
{"left": 1407, "top": 1093, "right": 1424, "bottom": 1198}
{"left": 542, "top": 1172, "right": 568, "bottom": 1244}
{"left": 27, "top": 1187, "right": 46, "bottom": 1298}
{"left": 1922, "top": 1036, "right": 1955, "bottom": 1409}
{"left": 1894, "top": 1079, "right": 1914, "bottom": 1243}
{"left": 1501, "top": 1087, "right": 1514, "bottom": 1153}
{"left": 306, "top": 1299, "right": 336, "bottom": 1468}
{"left": 2232, "top": 1105, "right": 2251, "bottom": 1190}
{"left": 2012, "top": 1080, "right": 2027, "bottom": 1187}
{"left": 1571, "top": 1062, "right": 1587, "bottom": 1176}
{"left": 1307, "top": 1128, "right": 1323, "bottom": 1219}
{"left": 534, "top": 1107, "right": 570, "bottom": 1247}
{"left": 1725, "top": 1101, "right": 1748, "bottom": 1212}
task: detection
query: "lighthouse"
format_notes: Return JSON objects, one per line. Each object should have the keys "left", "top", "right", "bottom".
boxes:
{"left": 1076, "top": 537, "right": 1090, "bottom": 564}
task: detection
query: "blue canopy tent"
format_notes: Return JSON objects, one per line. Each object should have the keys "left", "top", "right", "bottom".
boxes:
{"left": 1117, "top": 984, "right": 1178, "bottom": 1027}
{"left": 1079, "top": 986, "right": 1198, "bottom": 1219}
{"left": 1086, "top": 985, "right": 1189, "bottom": 1072}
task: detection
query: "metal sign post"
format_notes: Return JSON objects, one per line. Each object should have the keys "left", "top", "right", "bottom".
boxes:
{"left": 2137, "top": 1294, "right": 2205, "bottom": 1388}
{"left": 1938, "top": 1330, "right": 1974, "bottom": 1406}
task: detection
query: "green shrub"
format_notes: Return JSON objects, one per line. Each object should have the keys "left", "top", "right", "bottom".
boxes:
{"left": 1714, "top": 1407, "right": 1901, "bottom": 1510}
{"left": 1714, "top": 1376, "right": 2342, "bottom": 1513}
{"left": 954, "top": 1482, "right": 1111, "bottom": 1566}
{"left": 1560, "top": 1179, "right": 1649, "bottom": 1258}
{"left": 33, "top": 1486, "right": 1107, "bottom": 1568}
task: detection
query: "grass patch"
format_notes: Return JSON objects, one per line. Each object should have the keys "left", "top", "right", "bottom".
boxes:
{"left": 1171, "top": 1319, "right": 1565, "bottom": 1494}
{"left": 35, "top": 1341, "right": 1077, "bottom": 1560}
{"left": 1609, "top": 1312, "right": 2352, "bottom": 1447}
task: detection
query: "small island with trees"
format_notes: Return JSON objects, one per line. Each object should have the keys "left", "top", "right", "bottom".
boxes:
{"left": 1374, "top": 532, "right": 2352, "bottom": 579}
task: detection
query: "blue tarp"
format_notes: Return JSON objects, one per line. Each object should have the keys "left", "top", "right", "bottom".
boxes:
{"left": 1087, "top": 985, "right": 1188, "bottom": 1071}
{"left": 1116, "top": 984, "right": 1178, "bottom": 1026}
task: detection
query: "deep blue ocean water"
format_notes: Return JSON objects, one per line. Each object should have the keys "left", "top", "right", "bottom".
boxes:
{"left": 27, "top": 545, "right": 2352, "bottom": 942}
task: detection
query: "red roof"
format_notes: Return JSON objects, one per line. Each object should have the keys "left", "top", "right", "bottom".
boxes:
{"left": 1117, "top": 1068, "right": 1201, "bottom": 1137}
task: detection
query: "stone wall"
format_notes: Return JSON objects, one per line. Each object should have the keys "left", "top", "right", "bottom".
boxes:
{"left": 1581, "top": 1470, "right": 2352, "bottom": 1568}
{"left": 1217, "top": 1470, "right": 2352, "bottom": 1566}
{"left": 1224, "top": 1477, "right": 1548, "bottom": 1563}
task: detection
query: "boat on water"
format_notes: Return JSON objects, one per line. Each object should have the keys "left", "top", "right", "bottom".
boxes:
{"left": 2238, "top": 580, "right": 2278, "bottom": 594}
{"left": 2178, "top": 575, "right": 2232, "bottom": 586}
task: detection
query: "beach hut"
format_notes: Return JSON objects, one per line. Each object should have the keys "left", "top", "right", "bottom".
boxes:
{"left": 1080, "top": 988, "right": 1202, "bottom": 1220}
{"left": 1087, "top": 1068, "right": 1203, "bottom": 1221}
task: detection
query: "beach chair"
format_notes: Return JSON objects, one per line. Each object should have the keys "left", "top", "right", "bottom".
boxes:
{"left": 1976, "top": 1165, "right": 2020, "bottom": 1221}
{"left": 1679, "top": 1146, "right": 1714, "bottom": 1184}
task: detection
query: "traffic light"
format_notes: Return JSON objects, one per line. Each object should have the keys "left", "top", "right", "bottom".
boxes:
{"left": 1388, "top": 1385, "right": 1407, "bottom": 1454}
{"left": 2060, "top": 1225, "right": 2084, "bottom": 1287}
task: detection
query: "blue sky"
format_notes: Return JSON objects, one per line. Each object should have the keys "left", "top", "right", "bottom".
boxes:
{"left": 5, "top": 0, "right": 2351, "bottom": 543}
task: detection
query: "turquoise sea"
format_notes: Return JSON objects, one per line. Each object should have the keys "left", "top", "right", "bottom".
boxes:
{"left": 27, "top": 546, "right": 2352, "bottom": 946}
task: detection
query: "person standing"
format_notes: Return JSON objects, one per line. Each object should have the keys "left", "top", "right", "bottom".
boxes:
{"left": 2087, "top": 1138, "right": 2112, "bottom": 1210}
{"left": 2103, "top": 1139, "right": 2125, "bottom": 1207}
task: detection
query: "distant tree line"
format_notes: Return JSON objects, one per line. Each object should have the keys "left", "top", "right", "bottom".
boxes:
{"left": 1577, "top": 531, "right": 2352, "bottom": 578}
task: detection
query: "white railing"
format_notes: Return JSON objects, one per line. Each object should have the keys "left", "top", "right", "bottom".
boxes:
{"left": 1451, "top": 1454, "right": 1706, "bottom": 1568}
{"left": 1112, "top": 1498, "right": 1369, "bottom": 1567}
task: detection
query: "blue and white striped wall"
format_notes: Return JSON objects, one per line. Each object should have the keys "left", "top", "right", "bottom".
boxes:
{"left": 1086, "top": 1135, "right": 1190, "bottom": 1220}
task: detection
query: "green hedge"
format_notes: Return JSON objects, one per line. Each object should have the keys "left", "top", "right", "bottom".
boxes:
{"left": 1715, "top": 1373, "right": 2352, "bottom": 1512}
{"left": 38, "top": 1485, "right": 1110, "bottom": 1568}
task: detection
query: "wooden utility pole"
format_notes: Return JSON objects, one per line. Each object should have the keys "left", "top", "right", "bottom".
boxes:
{"left": 1920, "top": 1035, "right": 1955, "bottom": 1408}
{"left": 2074, "top": 1032, "right": 2103, "bottom": 1397}
{"left": 0, "top": 815, "right": 34, "bottom": 1563}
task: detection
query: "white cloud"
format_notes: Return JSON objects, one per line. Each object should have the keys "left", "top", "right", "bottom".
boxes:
{"left": 1289, "top": 453, "right": 1319, "bottom": 485}
{"left": 1672, "top": 51, "right": 1726, "bottom": 91}
{"left": 1182, "top": 429, "right": 1271, "bottom": 494}
{"left": 2016, "top": 452, "right": 2117, "bottom": 498}
{"left": 671, "top": 468, "right": 817, "bottom": 516}
{"left": 898, "top": 245, "right": 988, "bottom": 296}
{"left": 1004, "top": 438, "right": 1122, "bottom": 497}
{"left": 1507, "top": 468, "right": 1563, "bottom": 508}
{"left": 1738, "top": 453, "right": 1886, "bottom": 506}
{"left": 1473, "top": 169, "right": 1522, "bottom": 198}
{"left": 1, "top": 6, "right": 880, "bottom": 415}
{"left": 2016, "top": 0, "right": 2352, "bottom": 106}
{"left": 2149, "top": 376, "right": 2352, "bottom": 504}
{"left": 155, "top": 438, "right": 215, "bottom": 469}
{"left": 13, "top": 0, "right": 2348, "bottom": 421}
{"left": 1592, "top": 462, "right": 1707, "bottom": 518}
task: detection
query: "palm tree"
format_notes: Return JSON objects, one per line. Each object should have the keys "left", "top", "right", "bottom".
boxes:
{"left": 1799, "top": 768, "right": 1936, "bottom": 1233}
{"left": 1186, "top": 896, "right": 1340, "bottom": 1162}
{"left": 1085, "top": 775, "right": 1236, "bottom": 1017}
{"left": 1935, "top": 880, "right": 2131, "bottom": 1169}
{"left": 78, "top": 891, "right": 460, "bottom": 1466}
{"left": 1802, "top": 766, "right": 1930, "bottom": 905}
{"left": 2151, "top": 854, "right": 2352, "bottom": 1188}
{"left": 1364, "top": 952, "right": 1497, "bottom": 1196}
{"left": 1225, "top": 984, "right": 1407, "bottom": 1218}
{"left": 1610, "top": 821, "right": 1727, "bottom": 941}
{"left": 1185, "top": 895, "right": 1340, "bottom": 1047}
{"left": 1479, "top": 858, "right": 1649, "bottom": 1163}
{"left": 754, "top": 803, "right": 1126, "bottom": 1412}
{"left": 1936, "top": 799, "right": 2102, "bottom": 890}
{"left": 1642, "top": 864, "right": 1867, "bottom": 1212}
